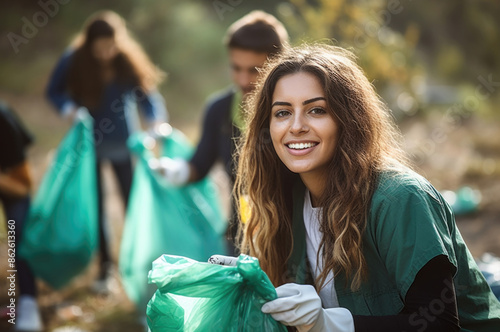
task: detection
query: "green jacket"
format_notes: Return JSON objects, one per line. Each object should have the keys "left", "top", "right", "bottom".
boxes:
{"left": 287, "top": 171, "right": 500, "bottom": 331}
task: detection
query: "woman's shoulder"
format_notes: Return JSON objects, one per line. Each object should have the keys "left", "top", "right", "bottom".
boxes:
{"left": 372, "top": 168, "right": 444, "bottom": 208}
{"left": 53, "top": 47, "right": 77, "bottom": 67}
{"left": 367, "top": 169, "right": 454, "bottom": 250}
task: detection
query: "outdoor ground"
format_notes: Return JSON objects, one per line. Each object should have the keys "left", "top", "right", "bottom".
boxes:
{"left": 0, "top": 92, "right": 499, "bottom": 331}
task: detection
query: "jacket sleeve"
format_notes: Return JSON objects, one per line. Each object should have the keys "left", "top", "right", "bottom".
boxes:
{"left": 369, "top": 176, "right": 458, "bottom": 300}
{"left": 188, "top": 100, "right": 221, "bottom": 180}
{"left": 137, "top": 89, "right": 168, "bottom": 124}
{"left": 45, "top": 49, "right": 78, "bottom": 116}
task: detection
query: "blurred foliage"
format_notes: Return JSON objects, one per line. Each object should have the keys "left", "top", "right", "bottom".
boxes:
{"left": 389, "top": 0, "right": 500, "bottom": 83}
{"left": 277, "top": 0, "right": 422, "bottom": 119}
{"left": 386, "top": 0, "right": 500, "bottom": 120}
{"left": 0, "top": 0, "right": 499, "bottom": 129}
{"left": 281, "top": 0, "right": 420, "bottom": 85}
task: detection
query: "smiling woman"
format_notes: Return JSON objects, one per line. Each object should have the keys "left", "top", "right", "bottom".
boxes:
{"left": 235, "top": 44, "right": 500, "bottom": 331}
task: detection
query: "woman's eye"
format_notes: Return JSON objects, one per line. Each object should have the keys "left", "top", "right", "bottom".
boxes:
{"left": 274, "top": 110, "right": 290, "bottom": 118}
{"left": 310, "top": 107, "right": 326, "bottom": 115}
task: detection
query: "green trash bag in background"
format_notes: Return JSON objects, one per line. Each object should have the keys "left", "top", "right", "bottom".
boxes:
{"left": 19, "top": 113, "right": 98, "bottom": 289}
{"left": 120, "top": 128, "right": 227, "bottom": 309}
{"left": 146, "top": 254, "right": 287, "bottom": 332}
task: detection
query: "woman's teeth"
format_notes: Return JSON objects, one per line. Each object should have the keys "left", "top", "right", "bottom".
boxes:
{"left": 287, "top": 142, "right": 317, "bottom": 150}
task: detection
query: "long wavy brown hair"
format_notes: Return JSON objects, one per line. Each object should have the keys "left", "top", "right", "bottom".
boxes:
{"left": 236, "top": 44, "right": 409, "bottom": 291}
{"left": 67, "top": 10, "right": 164, "bottom": 110}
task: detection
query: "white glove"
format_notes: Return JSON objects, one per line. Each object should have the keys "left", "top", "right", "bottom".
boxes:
{"left": 74, "top": 107, "right": 89, "bottom": 123}
{"left": 149, "top": 157, "right": 190, "bottom": 186}
{"left": 208, "top": 255, "right": 238, "bottom": 266}
{"left": 66, "top": 107, "right": 89, "bottom": 123}
{"left": 147, "top": 122, "right": 173, "bottom": 139}
{"left": 261, "top": 283, "right": 354, "bottom": 332}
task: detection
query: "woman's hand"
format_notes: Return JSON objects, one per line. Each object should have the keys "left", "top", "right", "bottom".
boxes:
{"left": 65, "top": 106, "right": 89, "bottom": 123}
{"left": 262, "top": 283, "right": 355, "bottom": 332}
{"left": 262, "top": 283, "right": 321, "bottom": 331}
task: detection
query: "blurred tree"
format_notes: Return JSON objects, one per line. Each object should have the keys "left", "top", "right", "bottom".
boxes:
{"left": 385, "top": 0, "right": 500, "bottom": 118}
{"left": 126, "top": 1, "right": 230, "bottom": 124}
{"left": 276, "top": 0, "right": 423, "bottom": 118}
{"left": 389, "top": 0, "right": 500, "bottom": 84}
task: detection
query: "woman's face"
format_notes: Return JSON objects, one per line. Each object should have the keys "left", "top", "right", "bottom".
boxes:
{"left": 91, "top": 37, "right": 119, "bottom": 64}
{"left": 270, "top": 71, "right": 339, "bottom": 178}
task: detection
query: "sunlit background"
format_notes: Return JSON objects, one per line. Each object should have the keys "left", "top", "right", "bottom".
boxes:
{"left": 1, "top": 0, "right": 499, "bottom": 331}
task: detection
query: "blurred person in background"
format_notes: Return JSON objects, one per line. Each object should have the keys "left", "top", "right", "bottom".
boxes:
{"left": 0, "top": 100, "right": 43, "bottom": 331}
{"left": 46, "top": 10, "right": 168, "bottom": 293}
{"left": 156, "top": 10, "right": 288, "bottom": 255}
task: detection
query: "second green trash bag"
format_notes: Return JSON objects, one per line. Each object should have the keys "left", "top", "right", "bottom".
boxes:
{"left": 120, "top": 128, "right": 227, "bottom": 309}
{"left": 147, "top": 254, "right": 287, "bottom": 332}
{"left": 19, "top": 113, "right": 98, "bottom": 289}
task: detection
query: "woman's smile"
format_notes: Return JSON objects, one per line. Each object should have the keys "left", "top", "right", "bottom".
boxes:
{"left": 285, "top": 140, "right": 319, "bottom": 155}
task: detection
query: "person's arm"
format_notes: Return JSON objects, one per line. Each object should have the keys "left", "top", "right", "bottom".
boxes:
{"left": 0, "top": 161, "right": 31, "bottom": 198}
{"left": 188, "top": 99, "right": 223, "bottom": 181}
{"left": 152, "top": 95, "right": 226, "bottom": 185}
{"left": 363, "top": 175, "right": 462, "bottom": 330}
{"left": 353, "top": 255, "right": 460, "bottom": 331}
{"left": 46, "top": 50, "right": 79, "bottom": 117}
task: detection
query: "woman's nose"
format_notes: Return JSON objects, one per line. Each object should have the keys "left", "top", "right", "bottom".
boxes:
{"left": 290, "top": 114, "right": 308, "bottom": 134}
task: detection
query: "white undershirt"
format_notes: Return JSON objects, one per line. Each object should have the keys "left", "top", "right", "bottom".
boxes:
{"left": 303, "top": 190, "right": 340, "bottom": 308}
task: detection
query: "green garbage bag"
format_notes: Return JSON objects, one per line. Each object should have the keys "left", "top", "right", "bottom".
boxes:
{"left": 120, "top": 129, "right": 227, "bottom": 309}
{"left": 19, "top": 114, "right": 98, "bottom": 289}
{"left": 147, "top": 254, "right": 287, "bottom": 332}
